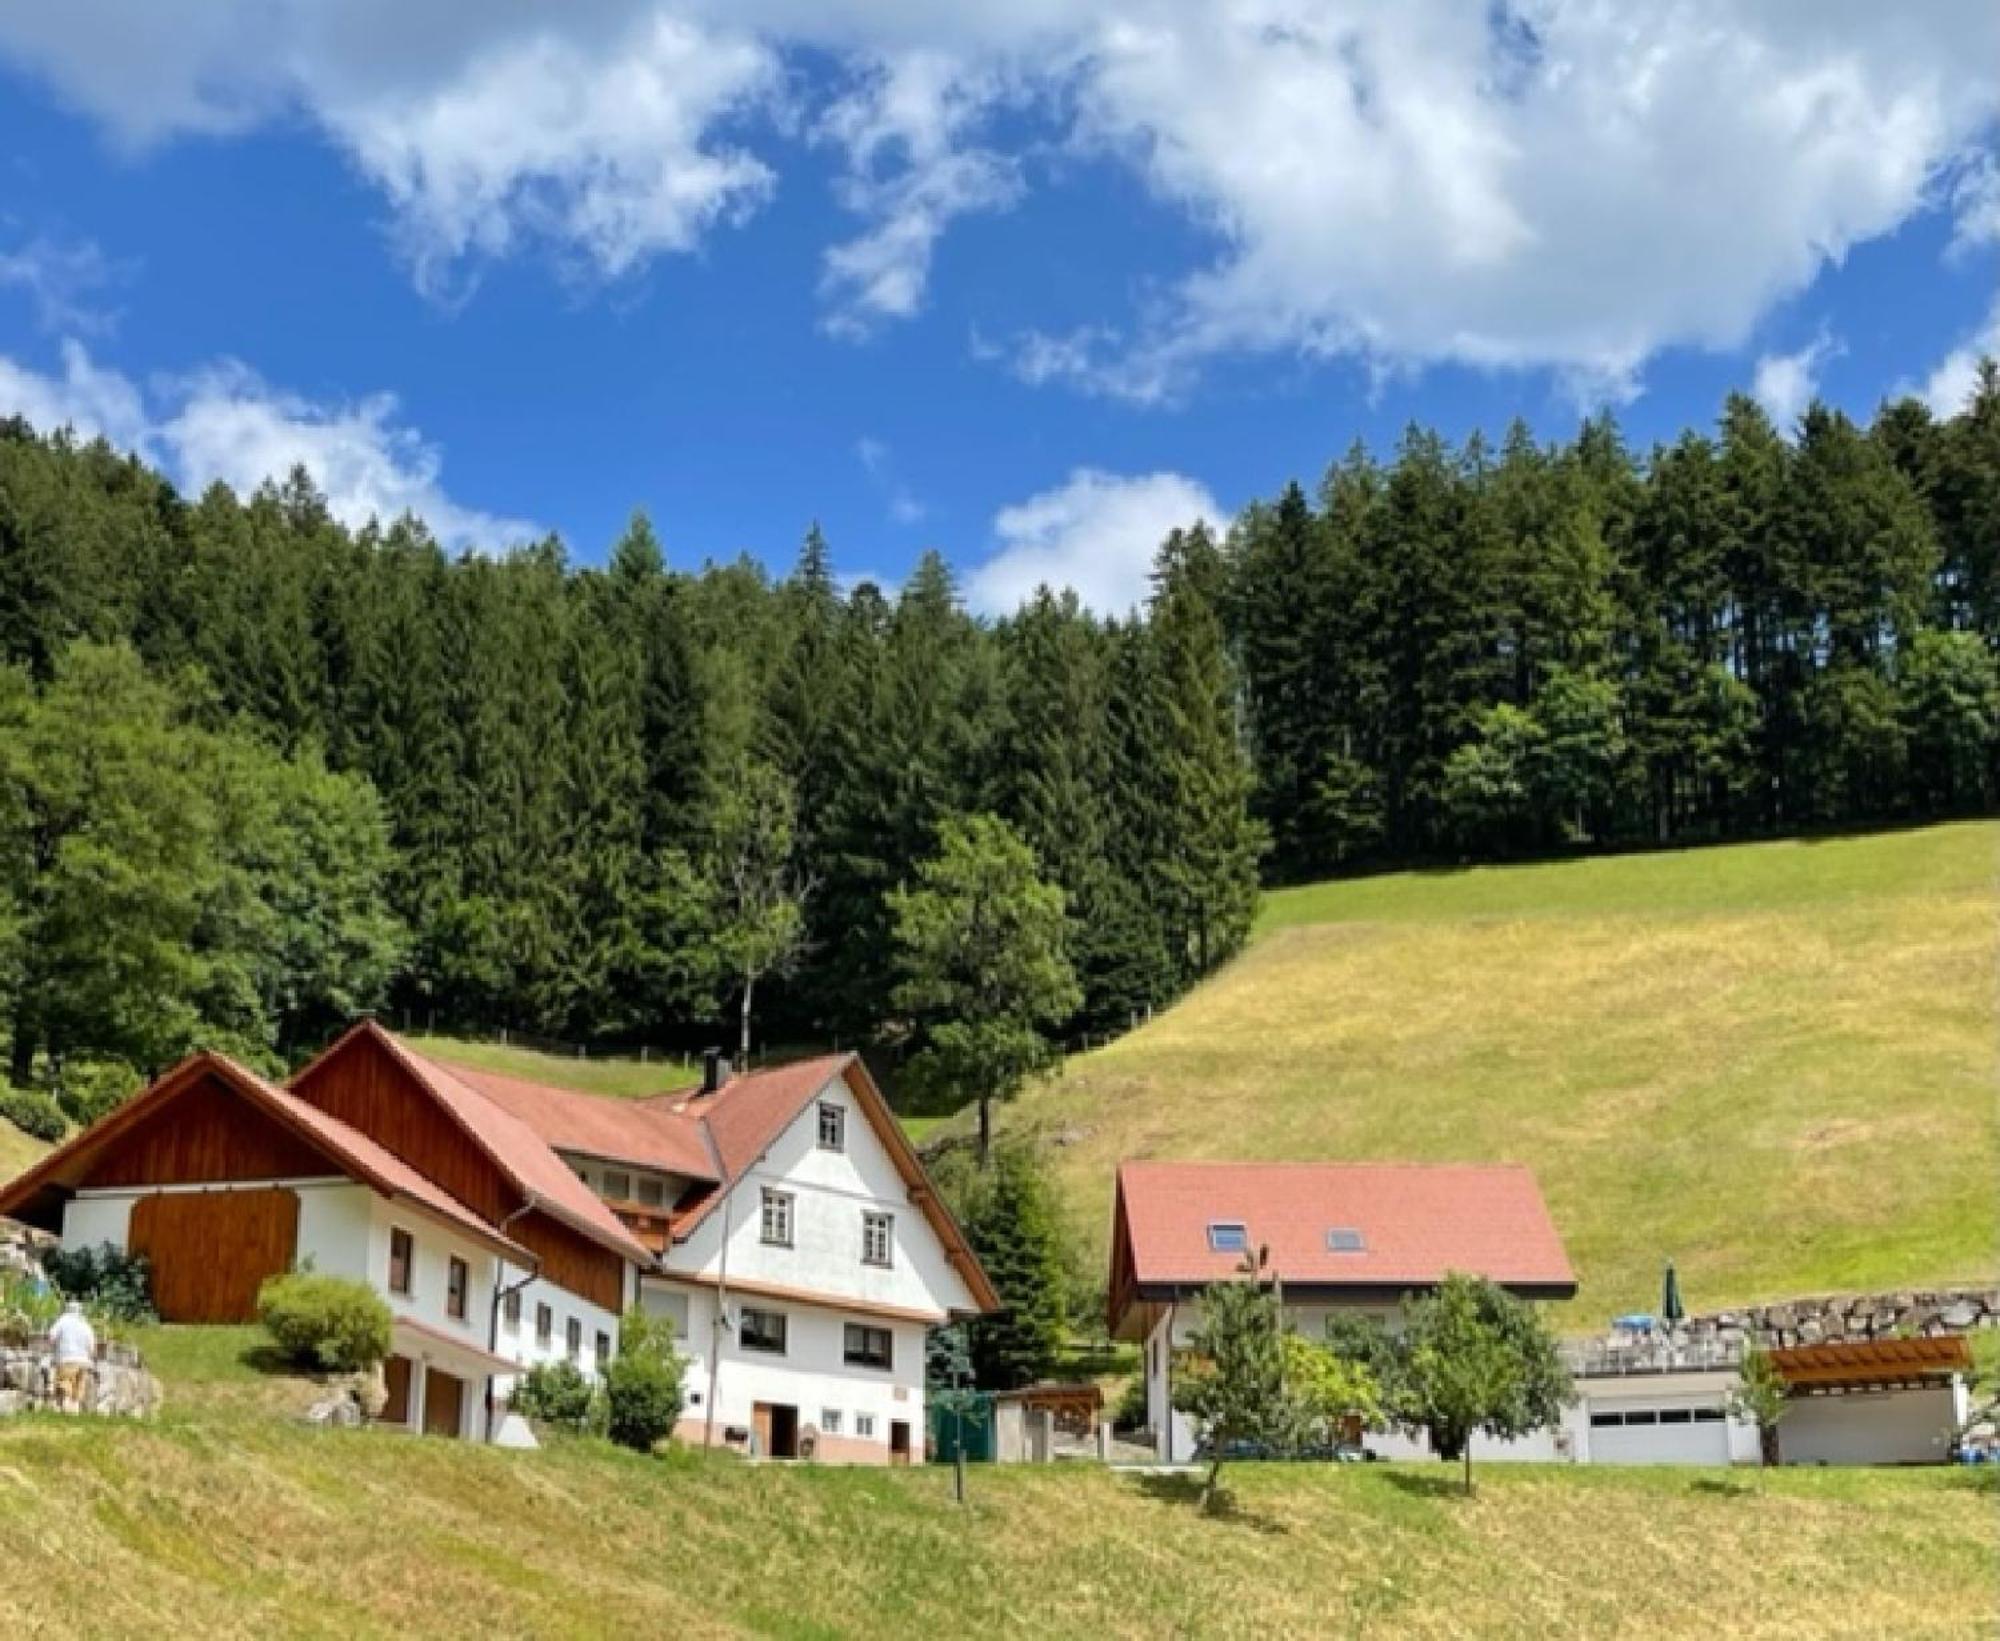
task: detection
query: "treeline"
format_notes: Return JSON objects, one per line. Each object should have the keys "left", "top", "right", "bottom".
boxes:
{"left": 1228, "top": 368, "right": 2000, "bottom": 881}
{"left": 2, "top": 361, "right": 1996, "bottom": 1078}
{"left": 0, "top": 423, "right": 1258, "bottom": 1073}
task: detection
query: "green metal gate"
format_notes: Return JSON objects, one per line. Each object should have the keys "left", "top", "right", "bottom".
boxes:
{"left": 928, "top": 1392, "right": 995, "bottom": 1463}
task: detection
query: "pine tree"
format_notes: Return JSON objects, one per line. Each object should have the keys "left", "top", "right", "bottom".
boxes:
{"left": 960, "top": 1144, "right": 1071, "bottom": 1390}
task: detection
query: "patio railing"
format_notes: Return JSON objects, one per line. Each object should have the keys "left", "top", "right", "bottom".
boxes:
{"left": 1561, "top": 1334, "right": 1745, "bottom": 1379}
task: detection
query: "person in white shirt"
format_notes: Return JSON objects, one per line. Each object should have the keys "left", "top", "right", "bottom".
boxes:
{"left": 47, "top": 1301, "right": 96, "bottom": 1413}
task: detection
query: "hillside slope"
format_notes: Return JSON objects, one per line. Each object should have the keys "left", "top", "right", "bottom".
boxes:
{"left": 0, "top": 1117, "right": 48, "bottom": 1182}
{"left": 0, "top": 1332, "right": 1990, "bottom": 1639}
{"left": 1006, "top": 822, "right": 1997, "bottom": 1321}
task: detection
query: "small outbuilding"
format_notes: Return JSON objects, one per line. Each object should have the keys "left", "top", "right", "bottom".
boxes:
{"left": 1770, "top": 1335, "right": 1972, "bottom": 1466}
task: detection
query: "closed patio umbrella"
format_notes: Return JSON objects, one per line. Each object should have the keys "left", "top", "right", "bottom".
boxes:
{"left": 1662, "top": 1261, "right": 1685, "bottom": 1327}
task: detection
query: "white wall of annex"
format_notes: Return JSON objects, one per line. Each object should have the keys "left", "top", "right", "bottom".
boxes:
{"left": 652, "top": 1276, "right": 924, "bottom": 1457}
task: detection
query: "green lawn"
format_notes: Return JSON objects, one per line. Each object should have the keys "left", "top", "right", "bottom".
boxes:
{"left": 1003, "top": 822, "right": 1998, "bottom": 1323}
{"left": 0, "top": 1331, "right": 1990, "bottom": 1638}
{"left": 0, "top": 1115, "right": 48, "bottom": 1182}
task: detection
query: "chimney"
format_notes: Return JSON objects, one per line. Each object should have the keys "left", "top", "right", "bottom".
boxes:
{"left": 701, "top": 1049, "right": 730, "bottom": 1095}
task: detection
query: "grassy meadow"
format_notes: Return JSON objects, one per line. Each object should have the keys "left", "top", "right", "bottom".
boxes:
{"left": 0, "top": 1327, "right": 1989, "bottom": 1640}
{"left": 0, "top": 1116, "right": 48, "bottom": 1182}
{"left": 1002, "top": 822, "right": 1998, "bottom": 1322}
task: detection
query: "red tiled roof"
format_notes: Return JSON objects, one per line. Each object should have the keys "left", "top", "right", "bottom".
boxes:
{"left": 438, "top": 1061, "right": 720, "bottom": 1183}
{"left": 365, "top": 1029, "right": 651, "bottom": 1264}
{"left": 656, "top": 1054, "right": 853, "bottom": 1189}
{"left": 0, "top": 1052, "right": 531, "bottom": 1263}
{"left": 1113, "top": 1160, "right": 1576, "bottom": 1307}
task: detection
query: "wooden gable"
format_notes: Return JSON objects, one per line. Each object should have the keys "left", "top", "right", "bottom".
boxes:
{"left": 289, "top": 1027, "right": 514, "bottom": 1226}
{"left": 82, "top": 1069, "right": 336, "bottom": 1190}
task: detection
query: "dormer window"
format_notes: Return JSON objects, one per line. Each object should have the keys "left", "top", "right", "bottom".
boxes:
{"left": 1326, "top": 1228, "right": 1366, "bottom": 1253}
{"left": 602, "top": 1169, "right": 632, "bottom": 1203}
{"left": 818, "top": 1102, "right": 845, "bottom": 1151}
{"left": 1207, "top": 1221, "right": 1248, "bottom": 1253}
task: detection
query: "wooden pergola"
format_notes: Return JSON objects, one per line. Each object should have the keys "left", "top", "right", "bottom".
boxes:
{"left": 1769, "top": 1335, "right": 1972, "bottom": 1396}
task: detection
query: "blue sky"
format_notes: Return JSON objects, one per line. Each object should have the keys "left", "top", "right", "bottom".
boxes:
{"left": 0, "top": 4, "right": 1995, "bottom": 613}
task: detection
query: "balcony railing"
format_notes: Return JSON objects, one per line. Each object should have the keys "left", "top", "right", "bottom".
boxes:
{"left": 1561, "top": 1334, "right": 1745, "bottom": 1379}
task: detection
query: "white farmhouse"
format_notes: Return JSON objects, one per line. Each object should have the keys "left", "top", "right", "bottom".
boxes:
{"left": 0, "top": 1023, "right": 996, "bottom": 1458}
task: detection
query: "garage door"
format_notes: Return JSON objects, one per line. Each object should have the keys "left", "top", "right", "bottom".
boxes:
{"left": 128, "top": 1187, "right": 300, "bottom": 1322}
{"left": 1588, "top": 1406, "right": 1731, "bottom": 1465}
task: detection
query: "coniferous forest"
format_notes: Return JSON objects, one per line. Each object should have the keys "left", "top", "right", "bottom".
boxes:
{"left": 0, "top": 366, "right": 1995, "bottom": 1093}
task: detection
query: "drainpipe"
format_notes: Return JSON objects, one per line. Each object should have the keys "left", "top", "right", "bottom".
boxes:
{"left": 484, "top": 1201, "right": 541, "bottom": 1443}
{"left": 1163, "top": 1300, "right": 1177, "bottom": 1464}
{"left": 702, "top": 1183, "right": 736, "bottom": 1452}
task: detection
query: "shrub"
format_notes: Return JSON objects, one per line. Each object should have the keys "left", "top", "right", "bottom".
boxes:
{"left": 513, "top": 1360, "right": 600, "bottom": 1432}
{"left": 604, "top": 1306, "right": 686, "bottom": 1453}
{"left": 257, "top": 1271, "right": 392, "bottom": 1372}
{"left": 1111, "top": 1372, "right": 1149, "bottom": 1433}
{"left": 42, "top": 1242, "right": 156, "bottom": 1324}
{"left": 0, "top": 1084, "right": 66, "bottom": 1143}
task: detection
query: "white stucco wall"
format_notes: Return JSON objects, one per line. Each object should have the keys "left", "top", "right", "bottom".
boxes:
{"left": 672, "top": 1073, "right": 977, "bottom": 1321}
{"left": 654, "top": 1276, "right": 925, "bottom": 1462}
{"left": 1780, "top": 1384, "right": 1963, "bottom": 1466}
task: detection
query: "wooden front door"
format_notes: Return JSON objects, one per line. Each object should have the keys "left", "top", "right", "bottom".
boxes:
{"left": 128, "top": 1187, "right": 299, "bottom": 1322}
{"left": 422, "top": 1369, "right": 465, "bottom": 1439}
{"left": 890, "top": 1420, "right": 912, "bottom": 1466}
{"left": 383, "top": 1356, "right": 413, "bottom": 1426}
{"left": 753, "top": 1402, "right": 798, "bottom": 1458}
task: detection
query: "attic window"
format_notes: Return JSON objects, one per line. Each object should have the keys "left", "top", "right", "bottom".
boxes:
{"left": 1325, "top": 1228, "right": 1366, "bottom": 1253}
{"left": 1207, "top": 1222, "right": 1248, "bottom": 1253}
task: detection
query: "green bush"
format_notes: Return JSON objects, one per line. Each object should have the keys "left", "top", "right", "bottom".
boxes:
{"left": 513, "top": 1360, "right": 601, "bottom": 1432}
{"left": 257, "top": 1271, "right": 392, "bottom": 1372}
{"left": 42, "top": 1242, "right": 156, "bottom": 1324}
{"left": 1111, "top": 1373, "right": 1149, "bottom": 1433}
{"left": 605, "top": 1306, "right": 686, "bottom": 1453}
{"left": 0, "top": 1084, "right": 66, "bottom": 1143}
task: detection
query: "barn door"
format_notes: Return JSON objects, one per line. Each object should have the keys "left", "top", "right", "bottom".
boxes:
{"left": 128, "top": 1187, "right": 300, "bottom": 1322}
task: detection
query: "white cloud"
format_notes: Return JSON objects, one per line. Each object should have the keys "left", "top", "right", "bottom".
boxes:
{"left": 818, "top": 51, "right": 1023, "bottom": 336}
{"left": 1751, "top": 331, "right": 1842, "bottom": 430}
{"left": 0, "top": 338, "right": 149, "bottom": 447}
{"left": 0, "top": 341, "right": 533, "bottom": 551}
{"left": 970, "top": 468, "right": 1220, "bottom": 615}
{"left": 0, "top": 234, "right": 127, "bottom": 334}
{"left": 855, "top": 434, "right": 927, "bottom": 524}
{"left": 0, "top": 5, "right": 1995, "bottom": 390}
{"left": 1948, "top": 154, "right": 2000, "bottom": 257}
{"left": 1912, "top": 296, "right": 2000, "bottom": 417}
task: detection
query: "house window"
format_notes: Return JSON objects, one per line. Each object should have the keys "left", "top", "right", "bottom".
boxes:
{"left": 571, "top": 1162, "right": 590, "bottom": 1184}
{"left": 446, "top": 1257, "right": 469, "bottom": 1321}
{"left": 503, "top": 1289, "right": 522, "bottom": 1330}
{"left": 602, "top": 1169, "right": 632, "bottom": 1202}
{"left": 740, "top": 1307, "right": 787, "bottom": 1354}
{"left": 637, "top": 1176, "right": 665, "bottom": 1208}
{"left": 388, "top": 1227, "right": 414, "bottom": 1295}
{"left": 596, "top": 1330, "right": 612, "bottom": 1364}
{"left": 818, "top": 1102, "right": 845, "bottom": 1151}
{"left": 761, "top": 1189, "right": 794, "bottom": 1247}
{"left": 844, "top": 1323, "right": 893, "bottom": 1371}
{"left": 822, "top": 1408, "right": 843, "bottom": 1435}
{"left": 566, "top": 1318, "right": 583, "bottom": 1362}
{"left": 855, "top": 1413, "right": 876, "bottom": 1439}
{"left": 1206, "top": 1222, "right": 1247, "bottom": 1254}
{"left": 1325, "top": 1228, "right": 1366, "bottom": 1253}
{"left": 536, "top": 1303, "right": 553, "bottom": 1346}
{"left": 862, "top": 1211, "right": 894, "bottom": 1268}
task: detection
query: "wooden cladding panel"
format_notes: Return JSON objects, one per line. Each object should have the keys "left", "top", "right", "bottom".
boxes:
{"left": 515, "top": 1211, "right": 625, "bottom": 1313}
{"left": 130, "top": 1188, "right": 299, "bottom": 1322}
{"left": 291, "top": 1032, "right": 511, "bottom": 1225}
{"left": 383, "top": 1355, "right": 413, "bottom": 1426}
{"left": 423, "top": 1369, "right": 465, "bottom": 1439}
{"left": 88, "top": 1073, "right": 333, "bottom": 1189}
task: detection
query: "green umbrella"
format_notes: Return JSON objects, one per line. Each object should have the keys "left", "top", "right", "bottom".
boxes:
{"left": 1661, "top": 1260, "right": 1685, "bottom": 1326}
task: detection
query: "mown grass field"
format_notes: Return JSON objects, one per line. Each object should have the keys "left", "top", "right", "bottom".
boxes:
{"left": 0, "top": 1115, "right": 48, "bottom": 1181}
{"left": 0, "top": 1327, "right": 1990, "bottom": 1640}
{"left": 1003, "top": 822, "right": 1998, "bottom": 1322}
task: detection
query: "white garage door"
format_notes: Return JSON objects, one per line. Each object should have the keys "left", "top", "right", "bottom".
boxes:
{"left": 1588, "top": 1406, "right": 1731, "bottom": 1465}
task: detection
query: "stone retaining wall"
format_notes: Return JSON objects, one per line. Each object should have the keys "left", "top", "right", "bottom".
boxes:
{"left": 1684, "top": 1285, "right": 2000, "bottom": 1351}
{"left": 0, "top": 1339, "right": 161, "bottom": 1419}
